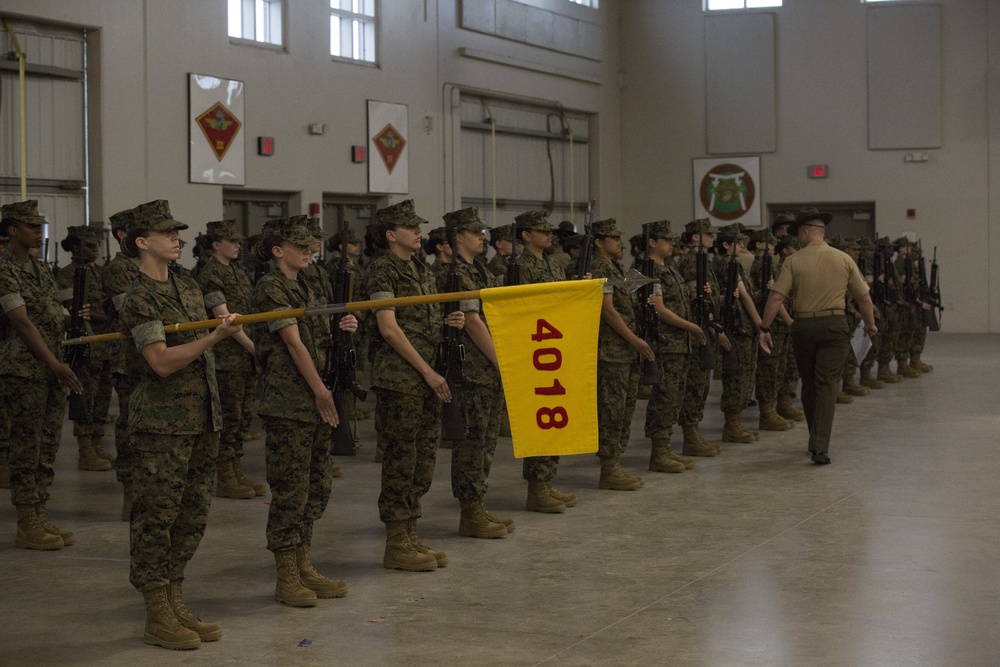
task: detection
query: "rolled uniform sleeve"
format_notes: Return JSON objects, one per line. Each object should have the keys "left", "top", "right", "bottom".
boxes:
{"left": 203, "top": 290, "right": 226, "bottom": 310}
{"left": 131, "top": 320, "right": 166, "bottom": 350}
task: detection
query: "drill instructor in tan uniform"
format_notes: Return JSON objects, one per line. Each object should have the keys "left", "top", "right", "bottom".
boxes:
{"left": 757, "top": 207, "right": 877, "bottom": 465}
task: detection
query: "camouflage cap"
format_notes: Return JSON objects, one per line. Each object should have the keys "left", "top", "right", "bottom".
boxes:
{"left": 515, "top": 210, "right": 553, "bottom": 231}
{"left": 488, "top": 225, "right": 513, "bottom": 243}
{"left": 330, "top": 228, "right": 360, "bottom": 245}
{"left": 563, "top": 233, "right": 585, "bottom": 249}
{"left": 130, "top": 199, "right": 188, "bottom": 232}
{"left": 427, "top": 226, "right": 448, "bottom": 243}
{"left": 877, "top": 235, "right": 893, "bottom": 248}
{"left": 684, "top": 217, "right": 718, "bottom": 235}
{"left": 376, "top": 199, "right": 428, "bottom": 228}
{"left": 718, "top": 223, "right": 749, "bottom": 243}
{"left": 262, "top": 217, "right": 314, "bottom": 246}
{"left": 591, "top": 218, "right": 621, "bottom": 238}
{"left": 442, "top": 207, "right": 486, "bottom": 233}
{"left": 1, "top": 200, "right": 46, "bottom": 235}
{"left": 109, "top": 208, "right": 135, "bottom": 233}
{"left": 751, "top": 228, "right": 777, "bottom": 245}
{"left": 644, "top": 220, "right": 679, "bottom": 240}
{"left": 893, "top": 235, "right": 912, "bottom": 247}
{"left": 857, "top": 236, "right": 874, "bottom": 249}
{"left": 771, "top": 213, "right": 796, "bottom": 231}
{"left": 64, "top": 225, "right": 102, "bottom": 245}
{"left": 305, "top": 217, "right": 324, "bottom": 238}
{"left": 841, "top": 237, "right": 861, "bottom": 251}
{"left": 206, "top": 219, "right": 244, "bottom": 240}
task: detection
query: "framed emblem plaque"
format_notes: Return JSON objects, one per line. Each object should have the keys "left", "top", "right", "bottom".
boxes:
{"left": 692, "top": 156, "right": 761, "bottom": 228}
{"left": 189, "top": 73, "right": 245, "bottom": 185}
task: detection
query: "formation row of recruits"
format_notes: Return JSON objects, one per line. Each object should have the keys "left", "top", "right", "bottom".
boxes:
{"left": 0, "top": 198, "right": 940, "bottom": 651}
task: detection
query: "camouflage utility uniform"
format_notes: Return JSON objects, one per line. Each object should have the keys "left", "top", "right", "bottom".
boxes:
{"left": 365, "top": 250, "right": 443, "bottom": 524}
{"left": 120, "top": 271, "right": 222, "bottom": 591}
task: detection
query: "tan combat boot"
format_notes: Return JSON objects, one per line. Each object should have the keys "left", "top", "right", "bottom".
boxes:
{"left": 877, "top": 362, "right": 902, "bottom": 383}
{"left": 681, "top": 423, "right": 718, "bottom": 457}
{"left": 15, "top": 504, "right": 63, "bottom": 550}
{"left": 525, "top": 481, "right": 566, "bottom": 513}
{"left": 759, "top": 404, "right": 794, "bottom": 431}
{"left": 331, "top": 464, "right": 344, "bottom": 478}
{"left": 896, "top": 359, "right": 921, "bottom": 378}
{"left": 482, "top": 506, "right": 515, "bottom": 533}
{"left": 776, "top": 395, "right": 806, "bottom": 421}
{"left": 912, "top": 354, "right": 934, "bottom": 373}
{"left": 859, "top": 367, "right": 885, "bottom": 389}
{"left": 836, "top": 391, "right": 854, "bottom": 404}
{"left": 232, "top": 458, "right": 267, "bottom": 496}
{"left": 842, "top": 374, "right": 870, "bottom": 396}
{"left": 122, "top": 480, "right": 133, "bottom": 522}
{"left": 273, "top": 549, "right": 319, "bottom": 605}
{"left": 722, "top": 413, "right": 756, "bottom": 443}
{"left": 215, "top": 459, "right": 255, "bottom": 499}
{"left": 142, "top": 585, "right": 201, "bottom": 650}
{"left": 599, "top": 457, "right": 644, "bottom": 489}
{"left": 78, "top": 435, "right": 112, "bottom": 471}
{"left": 91, "top": 436, "right": 115, "bottom": 463}
{"left": 168, "top": 581, "right": 221, "bottom": 642}
{"left": 383, "top": 521, "right": 438, "bottom": 571}
{"left": 405, "top": 519, "right": 448, "bottom": 566}
{"left": 296, "top": 545, "right": 348, "bottom": 597}
{"left": 459, "top": 500, "right": 508, "bottom": 538}
{"left": 35, "top": 503, "right": 75, "bottom": 546}
{"left": 0, "top": 449, "right": 10, "bottom": 489}
{"left": 649, "top": 439, "right": 687, "bottom": 473}
{"left": 549, "top": 486, "right": 578, "bottom": 507}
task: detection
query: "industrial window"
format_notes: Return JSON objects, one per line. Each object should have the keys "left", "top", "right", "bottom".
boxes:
{"left": 330, "top": 0, "right": 377, "bottom": 64}
{"left": 568, "top": 0, "right": 599, "bottom": 8}
{"left": 705, "top": 0, "right": 781, "bottom": 10}
{"left": 228, "top": 0, "right": 284, "bottom": 47}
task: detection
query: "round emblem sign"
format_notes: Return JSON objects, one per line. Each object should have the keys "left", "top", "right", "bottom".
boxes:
{"left": 699, "top": 163, "right": 756, "bottom": 222}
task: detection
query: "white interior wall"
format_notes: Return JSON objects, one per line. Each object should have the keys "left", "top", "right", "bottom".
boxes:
{"left": 620, "top": 0, "right": 996, "bottom": 333}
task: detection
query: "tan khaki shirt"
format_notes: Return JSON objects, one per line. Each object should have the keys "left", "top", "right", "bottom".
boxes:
{"left": 771, "top": 240, "right": 868, "bottom": 315}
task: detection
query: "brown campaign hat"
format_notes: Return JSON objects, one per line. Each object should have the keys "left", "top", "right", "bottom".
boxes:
{"left": 789, "top": 206, "right": 832, "bottom": 233}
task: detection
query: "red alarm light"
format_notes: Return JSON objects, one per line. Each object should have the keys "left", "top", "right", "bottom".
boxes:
{"left": 807, "top": 164, "right": 828, "bottom": 178}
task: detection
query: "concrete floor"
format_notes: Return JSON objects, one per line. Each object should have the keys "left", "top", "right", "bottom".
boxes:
{"left": 2, "top": 333, "right": 999, "bottom": 666}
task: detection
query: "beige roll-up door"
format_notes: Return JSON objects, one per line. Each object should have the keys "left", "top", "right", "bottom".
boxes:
{"left": 0, "top": 18, "right": 87, "bottom": 265}
{"left": 459, "top": 93, "right": 591, "bottom": 230}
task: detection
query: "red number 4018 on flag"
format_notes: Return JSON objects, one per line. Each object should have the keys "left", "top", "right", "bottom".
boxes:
{"left": 531, "top": 319, "right": 568, "bottom": 430}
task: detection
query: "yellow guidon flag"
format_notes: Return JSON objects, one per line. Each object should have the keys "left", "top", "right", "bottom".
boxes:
{"left": 481, "top": 279, "right": 604, "bottom": 459}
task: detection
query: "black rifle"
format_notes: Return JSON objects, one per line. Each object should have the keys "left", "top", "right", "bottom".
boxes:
{"left": 756, "top": 250, "right": 772, "bottom": 316}
{"left": 719, "top": 241, "right": 744, "bottom": 373}
{"left": 323, "top": 221, "right": 367, "bottom": 456}
{"left": 871, "top": 250, "right": 887, "bottom": 332}
{"left": 104, "top": 227, "right": 112, "bottom": 265}
{"left": 636, "top": 223, "right": 662, "bottom": 385}
{"left": 692, "top": 223, "right": 720, "bottom": 371}
{"left": 920, "top": 245, "right": 942, "bottom": 332}
{"left": 573, "top": 200, "right": 595, "bottom": 281}
{"left": 436, "top": 223, "right": 474, "bottom": 442}
{"left": 503, "top": 222, "right": 520, "bottom": 287}
{"left": 902, "top": 252, "right": 921, "bottom": 330}
{"left": 64, "top": 263, "right": 90, "bottom": 422}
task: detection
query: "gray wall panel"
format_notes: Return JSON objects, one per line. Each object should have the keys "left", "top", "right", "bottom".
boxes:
{"left": 705, "top": 12, "right": 776, "bottom": 154}
{"left": 868, "top": 4, "right": 942, "bottom": 149}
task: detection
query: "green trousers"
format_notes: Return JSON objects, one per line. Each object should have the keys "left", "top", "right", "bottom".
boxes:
{"left": 790, "top": 316, "right": 850, "bottom": 455}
